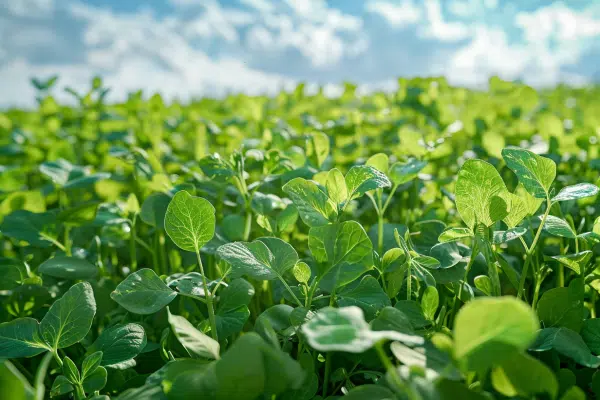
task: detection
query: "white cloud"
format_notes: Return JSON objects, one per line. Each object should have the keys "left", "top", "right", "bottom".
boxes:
{"left": 1, "top": 0, "right": 54, "bottom": 18}
{"left": 365, "top": 0, "right": 421, "bottom": 28}
{"left": 516, "top": 3, "right": 600, "bottom": 43}
{"left": 240, "top": 0, "right": 274, "bottom": 13}
{"left": 420, "top": 0, "right": 470, "bottom": 41}
{"left": 0, "top": 2, "right": 295, "bottom": 107}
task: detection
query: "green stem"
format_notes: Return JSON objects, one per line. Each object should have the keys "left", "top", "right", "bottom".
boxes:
{"left": 177, "top": 291, "right": 208, "bottom": 304}
{"left": 378, "top": 213, "right": 384, "bottom": 256}
{"left": 158, "top": 231, "right": 168, "bottom": 275}
{"left": 322, "top": 352, "right": 332, "bottom": 397}
{"left": 74, "top": 384, "right": 86, "bottom": 399}
{"left": 51, "top": 350, "right": 63, "bottom": 367}
{"left": 35, "top": 352, "right": 54, "bottom": 400}
{"left": 210, "top": 267, "right": 232, "bottom": 297}
{"left": 406, "top": 263, "right": 412, "bottom": 301}
{"left": 558, "top": 264, "right": 565, "bottom": 288}
{"left": 40, "top": 233, "right": 66, "bottom": 252}
{"left": 129, "top": 218, "right": 137, "bottom": 271}
{"left": 64, "top": 224, "right": 72, "bottom": 256}
{"left": 592, "top": 291, "right": 597, "bottom": 319}
{"left": 381, "top": 184, "right": 399, "bottom": 214}
{"left": 196, "top": 250, "right": 218, "bottom": 341}
{"left": 532, "top": 277, "right": 542, "bottom": 310}
{"left": 243, "top": 207, "right": 252, "bottom": 241}
{"left": 374, "top": 341, "right": 419, "bottom": 400}
{"left": 278, "top": 276, "right": 303, "bottom": 307}
{"left": 517, "top": 196, "right": 552, "bottom": 300}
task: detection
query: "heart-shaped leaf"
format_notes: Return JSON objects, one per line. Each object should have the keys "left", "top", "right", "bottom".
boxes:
{"left": 165, "top": 191, "right": 216, "bottom": 252}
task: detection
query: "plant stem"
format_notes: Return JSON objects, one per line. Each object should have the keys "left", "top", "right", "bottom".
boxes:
{"left": 196, "top": 249, "right": 218, "bottom": 341}
{"left": 558, "top": 265, "right": 565, "bottom": 288}
{"left": 40, "top": 233, "right": 66, "bottom": 251}
{"left": 322, "top": 352, "right": 332, "bottom": 397}
{"left": 129, "top": 217, "right": 137, "bottom": 271}
{"left": 517, "top": 196, "right": 552, "bottom": 300}
{"left": 278, "top": 276, "right": 304, "bottom": 307}
{"left": 64, "top": 224, "right": 72, "bottom": 256}
{"left": 243, "top": 206, "right": 252, "bottom": 241}
{"left": 35, "top": 352, "right": 53, "bottom": 400}
{"left": 532, "top": 277, "right": 542, "bottom": 310}
{"left": 406, "top": 263, "right": 412, "bottom": 300}
{"left": 374, "top": 341, "right": 419, "bottom": 400}
{"left": 592, "top": 291, "right": 597, "bottom": 318}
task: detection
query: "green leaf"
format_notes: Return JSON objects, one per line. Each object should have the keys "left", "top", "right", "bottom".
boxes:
{"left": 301, "top": 306, "right": 423, "bottom": 353}
{"left": 421, "top": 286, "right": 439, "bottom": 320}
{"left": 325, "top": 168, "right": 348, "bottom": 206}
{"left": 0, "top": 258, "right": 25, "bottom": 290}
{"left": 370, "top": 307, "right": 414, "bottom": 334}
{"left": 388, "top": 158, "right": 427, "bottom": 186}
{"left": 455, "top": 159, "right": 510, "bottom": 229}
{"left": 491, "top": 352, "right": 558, "bottom": 399}
{"left": 40, "top": 282, "right": 96, "bottom": 350}
{"left": 560, "top": 386, "right": 586, "bottom": 400}
{"left": 217, "top": 237, "right": 297, "bottom": 280}
{"left": 474, "top": 275, "right": 493, "bottom": 296}
{"left": 395, "top": 300, "right": 431, "bottom": 329}
{"left": 344, "top": 165, "right": 391, "bottom": 201}
{"left": 537, "top": 278, "right": 584, "bottom": 332}
{"left": 0, "top": 210, "right": 57, "bottom": 247}
{"left": 81, "top": 351, "right": 102, "bottom": 379}
{"left": 365, "top": 153, "right": 389, "bottom": 174}
{"left": 110, "top": 269, "right": 177, "bottom": 314}
{"left": 0, "top": 318, "right": 48, "bottom": 358}
{"left": 453, "top": 296, "right": 539, "bottom": 372}
{"left": 62, "top": 356, "right": 80, "bottom": 383}
{"left": 438, "top": 227, "right": 473, "bottom": 243}
{"left": 581, "top": 319, "right": 600, "bottom": 355}
{"left": 503, "top": 193, "right": 529, "bottom": 228}
{"left": 502, "top": 148, "right": 556, "bottom": 198}
{"left": 293, "top": 262, "right": 311, "bottom": 284}
{"left": 168, "top": 272, "right": 219, "bottom": 298}
{"left": 530, "top": 327, "right": 600, "bottom": 368}
{"left": 306, "top": 132, "right": 329, "bottom": 167}
{"left": 215, "top": 279, "right": 254, "bottom": 338}
{"left": 165, "top": 191, "right": 216, "bottom": 252}
{"left": 390, "top": 341, "right": 461, "bottom": 380}
{"left": 282, "top": 178, "right": 337, "bottom": 227}
{"left": 215, "top": 332, "right": 304, "bottom": 400}
{"left": 336, "top": 276, "right": 391, "bottom": 320}
{"left": 542, "top": 215, "right": 576, "bottom": 238}
{"left": 343, "top": 385, "right": 396, "bottom": 400}
{"left": 552, "top": 183, "right": 599, "bottom": 202}
{"left": 168, "top": 308, "right": 220, "bottom": 360}
{"left": 82, "top": 366, "right": 107, "bottom": 393}
{"left": 50, "top": 375, "right": 74, "bottom": 397}
{"left": 140, "top": 193, "right": 171, "bottom": 229}
{"left": 308, "top": 220, "right": 373, "bottom": 288}
{"left": 552, "top": 251, "right": 593, "bottom": 275}
{"left": 88, "top": 323, "right": 147, "bottom": 367}
{"left": 38, "top": 256, "right": 98, "bottom": 280}
{"left": 492, "top": 227, "right": 527, "bottom": 244}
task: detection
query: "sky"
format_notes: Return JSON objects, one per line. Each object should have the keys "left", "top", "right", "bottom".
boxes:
{"left": 1, "top": 0, "right": 600, "bottom": 107}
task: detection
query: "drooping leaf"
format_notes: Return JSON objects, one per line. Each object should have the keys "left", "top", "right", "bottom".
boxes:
{"left": 165, "top": 191, "right": 216, "bottom": 252}
{"left": 491, "top": 352, "right": 558, "bottom": 399}
{"left": 455, "top": 159, "right": 510, "bottom": 229}
{"left": 344, "top": 165, "right": 391, "bottom": 201}
{"left": 111, "top": 269, "right": 177, "bottom": 315}
{"left": 453, "top": 296, "right": 539, "bottom": 372}
{"left": 282, "top": 178, "right": 337, "bottom": 227}
{"left": 38, "top": 256, "right": 98, "bottom": 280}
{"left": 530, "top": 327, "right": 600, "bottom": 368}
{"left": 88, "top": 323, "right": 147, "bottom": 367}
{"left": 301, "top": 306, "right": 423, "bottom": 353}
{"left": 552, "top": 183, "right": 600, "bottom": 202}
{"left": 40, "top": 282, "right": 96, "bottom": 350}
{"left": 167, "top": 308, "right": 220, "bottom": 360}
{"left": 217, "top": 237, "right": 297, "bottom": 280}
{"left": 388, "top": 158, "right": 427, "bottom": 186}
{"left": 0, "top": 318, "right": 48, "bottom": 358}
{"left": 502, "top": 148, "right": 556, "bottom": 198}
{"left": 552, "top": 251, "right": 593, "bottom": 275}
{"left": 492, "top": 227, "right": 527, "bottom": 244}
{"left": 542, "top": 215, "right": 577, "bottom": 238}
{"left": 438, "top": 227, "right": 473, "bottom": 243}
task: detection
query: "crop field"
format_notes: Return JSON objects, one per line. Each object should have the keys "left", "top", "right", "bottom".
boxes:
{"left": 2, "top": 76, "right": 600, "bottom": 399}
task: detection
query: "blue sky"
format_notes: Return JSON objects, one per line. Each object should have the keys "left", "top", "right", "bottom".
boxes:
{"left": 1, "top": 0, "right": 600, "bottom": 106}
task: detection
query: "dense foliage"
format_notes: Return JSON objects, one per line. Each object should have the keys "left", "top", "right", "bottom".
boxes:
{"left": 1, "top": 76, "right": 600, "bottom": 400}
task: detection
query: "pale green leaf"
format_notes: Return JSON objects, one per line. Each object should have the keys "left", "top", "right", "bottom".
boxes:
{"left": 502, "top": 148, "right": 556, "bottom": 198}
{"left": 165, "top": 191, "right": 216, "bottom": 252}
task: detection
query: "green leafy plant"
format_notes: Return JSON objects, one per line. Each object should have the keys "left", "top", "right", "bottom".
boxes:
{"left": 2, "top": 76, "right": 600, "bottom": 400}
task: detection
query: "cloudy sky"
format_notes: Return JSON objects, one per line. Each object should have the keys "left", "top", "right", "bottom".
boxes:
{"left": 1, "top": 0, "right": 600, "bottom": 106}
